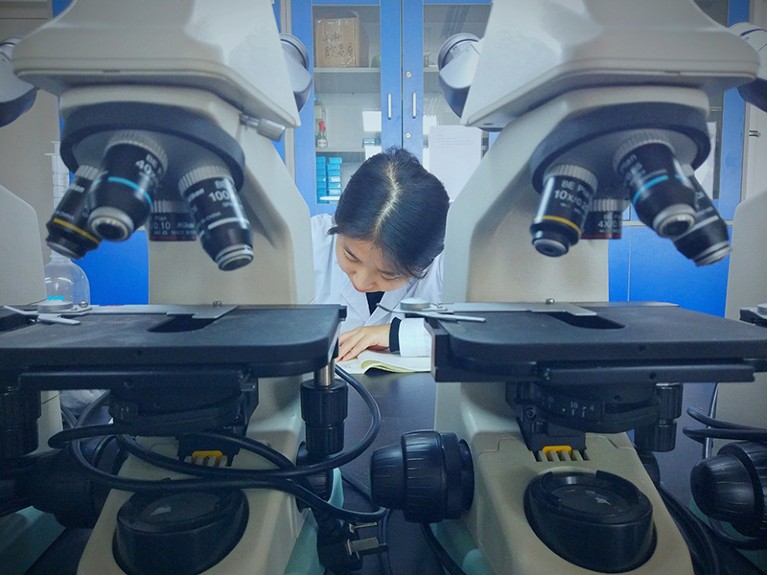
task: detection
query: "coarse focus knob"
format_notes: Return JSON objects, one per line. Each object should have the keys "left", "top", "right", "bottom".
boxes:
{"left": 370, "top": 430, "right": 473, "bottom": 523}
{"left": 691, "top": 441, "right": 767, "bottom": 537}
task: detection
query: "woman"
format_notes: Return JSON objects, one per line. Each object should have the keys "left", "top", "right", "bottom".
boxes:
{"left": 312, "top": 147, "right": 449, "bottom": 361}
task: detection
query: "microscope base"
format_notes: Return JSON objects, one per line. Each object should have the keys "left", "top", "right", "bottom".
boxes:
{"left": 434, "top": 381, "right": 694, "bottom": 575}
{"left": 77, "top": 377, "right": 326, "bottom": 575}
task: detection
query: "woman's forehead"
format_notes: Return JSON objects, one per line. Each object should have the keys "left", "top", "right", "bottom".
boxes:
{"left": 338, "top": 235, "right": 397, "bottom": 270}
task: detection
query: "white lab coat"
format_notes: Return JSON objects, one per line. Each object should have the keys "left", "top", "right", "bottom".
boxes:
{"left": 311, "top": 213, "right": 441, "bottom": 357}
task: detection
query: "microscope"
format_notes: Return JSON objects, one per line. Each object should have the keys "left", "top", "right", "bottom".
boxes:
{"left": 369, "top": 2, "right": 767, "bottom": 574}
{"left": 0, "top": 2, "right": 375, "bottom": 574}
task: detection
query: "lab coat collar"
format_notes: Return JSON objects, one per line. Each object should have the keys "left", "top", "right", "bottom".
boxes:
{"left": 340, "top": 278, "right": 370, "bottom": 323}
{"left": 339, "top": 276, "right": 414, "bottom": 325}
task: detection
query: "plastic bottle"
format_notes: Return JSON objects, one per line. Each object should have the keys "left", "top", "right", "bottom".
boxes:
{"left": 43, "top": 251, "right": 91, "bottom": 309}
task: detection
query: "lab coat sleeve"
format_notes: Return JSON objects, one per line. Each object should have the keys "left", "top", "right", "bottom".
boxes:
{"left": 398, "top": 317, "right": 432, "bottom": 357}
{"left": 396, "top": 253, "right": 443, "bottom": 357}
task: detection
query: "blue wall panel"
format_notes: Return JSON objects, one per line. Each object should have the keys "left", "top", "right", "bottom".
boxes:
{"left": 79, "top": 231, "right": 148, "bottom": 305}
{"left": 616, "top": 226, "right": 730, "bottom": 317}
{"left": 607, "top": 234, "right": 630, "bottom": 302}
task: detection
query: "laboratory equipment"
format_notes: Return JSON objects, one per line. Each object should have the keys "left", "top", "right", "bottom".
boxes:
{"left": 371, "top": 1, "right": 767, "bottom": 574}
{"left": 0, "top": 38, "right": 36, "bottom": 127}
{"left": 1, "top": 2, "right": 378, "bottom": 574}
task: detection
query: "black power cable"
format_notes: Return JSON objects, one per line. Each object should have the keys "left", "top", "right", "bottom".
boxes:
{"left": 419, "top": 522, "right": 469, "bottom": 575}
{"left": 657, "top": 481, "right": 722, "bottom": 575}
{"left": 58, "top": 369, "right": 386, "bottom": 523}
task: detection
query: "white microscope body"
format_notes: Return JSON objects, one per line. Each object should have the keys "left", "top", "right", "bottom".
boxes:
{"left": 434, "top": 1, "right": 761, "bottom": 574}
{"left": 12, "top": 2, "right": 322, "bottom": 573}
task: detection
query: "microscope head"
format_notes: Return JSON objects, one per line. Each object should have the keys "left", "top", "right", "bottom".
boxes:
{"left": 439, "top": 0, "right": 760, "bottom": 264}
{"left": 0, "top": 38, "right": 36, "bottom": 128}
{"left": 12, "top": 0, "right": 310, "bottom": 271}
{"left": 730, "top": 22, "right": 767, "bottom": 113}
{"left": 450, "top": 0, "right": 759, "bottom": 129}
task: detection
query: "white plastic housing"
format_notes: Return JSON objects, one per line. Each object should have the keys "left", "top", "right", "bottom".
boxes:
{"left": 463, "top": 0, "right": 759, "bottom": 129}
{"left": 12, "top": 0, "right": 299, "bottom": 127}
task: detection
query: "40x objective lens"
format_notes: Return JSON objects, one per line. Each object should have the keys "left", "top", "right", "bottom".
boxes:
{"left": 88, "top": 131, "right": 167, "bottom": 241}
{"left": 615, "top": 135, "right": 696, "bottom": 238}
{"left": 179, "top": 164, "right": 254, "bottom": 271}
{"left": 46, "top": 164, "right": 101, "bottom": 259}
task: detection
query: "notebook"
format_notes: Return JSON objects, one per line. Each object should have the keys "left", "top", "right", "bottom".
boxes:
{"left": 337, "top": 350, "right": 431, "bottom": 374}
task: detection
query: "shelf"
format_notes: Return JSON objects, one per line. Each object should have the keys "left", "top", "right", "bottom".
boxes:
{"left": 316, "top": 148, "right": 367, "bottom": 156}
{"left": 314, "top": 67, "right": 381, "bottom": 94}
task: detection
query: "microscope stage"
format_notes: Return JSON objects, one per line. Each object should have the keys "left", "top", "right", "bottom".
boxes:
{"left": 429, "top": 303, "right": 767, "bottom": 384}
{"left": 0, "top": 305, "right": 344, "bottom": 381}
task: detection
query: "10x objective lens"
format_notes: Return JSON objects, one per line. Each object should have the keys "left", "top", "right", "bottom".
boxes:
{"left": 615, "top": 135, "right": 696, "bottom": 238}
{"left": 530, "top": 164, "right": 598, "bottom": 257}
{"left": 46, "top": 164, "right": 101, "bottom": 259}
{"left": 88, "top": 131, "right": 167, "bottom": 241}
{"left": 179, "top": 164, "right": 254, "bottom": 271}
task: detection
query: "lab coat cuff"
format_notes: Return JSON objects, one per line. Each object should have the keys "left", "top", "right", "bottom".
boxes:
{"left": 398, "top": 318, "right": 432, "bottom": 358}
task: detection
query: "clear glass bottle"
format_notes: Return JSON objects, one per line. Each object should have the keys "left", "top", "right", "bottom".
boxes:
{"left": 43, "top": 252, "right": 91, "bottom": 308}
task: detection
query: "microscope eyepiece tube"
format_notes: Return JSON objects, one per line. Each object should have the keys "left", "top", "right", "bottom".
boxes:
{"left": 87, "top": 130, "right": 167, "bottom": 241}
{"left": 614, "top": 133, "right": 696, "bottom": 238}
{"left": 530, "top": 164, "right": 598, "bottom": 257}
{"left": 46, "top": 164, "right": 102, "bottom": 258}
{"left": 178, "top": 163, "right": 254, "bottom": 271}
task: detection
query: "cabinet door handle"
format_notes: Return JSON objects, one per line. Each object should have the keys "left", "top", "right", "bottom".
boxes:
{"left": 387, "top": 93, "right": 392, "bottom": 120}
{"left": 412, "top": 91, "right": 417, "bottom": 119}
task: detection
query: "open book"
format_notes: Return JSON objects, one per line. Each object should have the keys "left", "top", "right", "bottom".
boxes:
{"left": 337, "top": 350, "right": 431, "bottom": 375}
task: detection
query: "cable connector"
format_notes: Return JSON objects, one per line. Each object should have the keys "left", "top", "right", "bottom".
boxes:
{"left": 316, "top": 518, "right": 387, "bottom": 573}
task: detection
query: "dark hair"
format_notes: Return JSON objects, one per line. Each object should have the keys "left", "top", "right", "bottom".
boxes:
{"left": 329, "top": 147, "right": 449, "bottom": 279}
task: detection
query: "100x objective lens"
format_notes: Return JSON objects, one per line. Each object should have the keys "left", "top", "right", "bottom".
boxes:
{"left": 672, "top": 179, "right": 731, "bottom": 266}
{"left": 179, "top": 164, "right": 254, "bottom": 271}
{"left": 530, "top": 164, "right": 598, "bottom": 257}
{"left": 615, "top": 135, "right": 696, "bottom": 238}
{"left": 46, "top": 164, "right": 101, "bottom": 259}
{"left": 88, "top": 131, "right": 167, "bottom": 241}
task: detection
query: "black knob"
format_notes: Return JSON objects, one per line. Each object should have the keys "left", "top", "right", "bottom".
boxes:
{"left": 300, "top": 379, "right": 348, "bottom": 457}
{"left": 691, "top": 441, "right": 767, "bottom": 538}
{"left": 370, "top": 430, "right": 473, "bottom": 523}
{"left": 0, "top": 387, "right": 40, "bottom": 459}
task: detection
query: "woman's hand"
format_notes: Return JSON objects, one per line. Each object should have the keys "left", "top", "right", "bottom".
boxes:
{"left": 337, "top": 324, "right": 390, "bottom": 361}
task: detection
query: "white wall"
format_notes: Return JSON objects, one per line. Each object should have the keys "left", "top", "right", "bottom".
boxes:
{"left": 0, "top": 1, "right": 59, "bottom": 256}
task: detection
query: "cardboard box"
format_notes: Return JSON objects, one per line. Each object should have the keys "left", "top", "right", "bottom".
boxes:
{"left": 315, "top": 16, "right": 369, "bottom": 68}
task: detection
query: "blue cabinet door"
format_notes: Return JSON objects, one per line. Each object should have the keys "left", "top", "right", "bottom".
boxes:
{"left": 291, "top": 1, "right": 400, "bottom": 215}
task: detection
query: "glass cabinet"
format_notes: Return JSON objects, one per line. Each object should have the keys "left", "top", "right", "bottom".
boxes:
{"left": 290, "top": 0, "right": 491, "bottom": 215}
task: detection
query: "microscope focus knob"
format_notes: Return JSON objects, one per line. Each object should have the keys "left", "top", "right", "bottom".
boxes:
{"left": 691, "top": 441, "right": 767, "bottom": 537}
{"left": 370, "top": 430, "right": 473, "bottom": 523}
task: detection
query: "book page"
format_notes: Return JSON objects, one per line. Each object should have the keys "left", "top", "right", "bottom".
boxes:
{"left": 337, "top": 350, "right": 430, "bottom": 374}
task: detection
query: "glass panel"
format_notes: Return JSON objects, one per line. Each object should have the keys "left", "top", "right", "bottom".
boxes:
{"left": 693, "top": 0, "right": 730, "bottom": 201}
{"left": 312, "top": 5, "right": 381, "bottom": 205}
{"left": 421, "top": 3, "right": 491, "bottom": 195}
